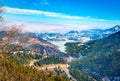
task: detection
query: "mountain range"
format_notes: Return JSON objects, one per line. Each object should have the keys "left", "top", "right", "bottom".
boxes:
{"left": 37, "top": 25, "right": 120, "bottom": 42}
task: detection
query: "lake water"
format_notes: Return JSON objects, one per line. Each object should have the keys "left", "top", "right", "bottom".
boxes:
{"left": 49, "top": 40, "right": 76, "bottom": 52}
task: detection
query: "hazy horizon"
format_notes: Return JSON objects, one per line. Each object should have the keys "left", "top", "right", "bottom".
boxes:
{"left": 2, "top": 0, "right": 120, "bottom": 33}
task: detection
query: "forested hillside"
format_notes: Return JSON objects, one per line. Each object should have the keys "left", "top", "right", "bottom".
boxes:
{"left": 0, "top": 58, "right": 68, "bottom": 81}
{"left": 66, "top": 31, "right": 120, "bottom": 80}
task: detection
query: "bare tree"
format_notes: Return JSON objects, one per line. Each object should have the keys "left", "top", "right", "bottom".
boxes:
{"left": 0, "top": 25, "right": 23, "bottom": 57}
{"left": 0, "top": 2, "right": 5, "bottom": 58}
{"left": 0, "top": 4, "right": 28, "bottom": 58}
{"left": 0, "top": 4, "right": 3, "bottom": 21}
{"left": 0, "top": 2, "right": 5, "bottom": 24}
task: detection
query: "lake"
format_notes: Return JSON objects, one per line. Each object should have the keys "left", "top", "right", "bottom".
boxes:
{"left": 49, "top": 40, "right": 76, "bottom": 52}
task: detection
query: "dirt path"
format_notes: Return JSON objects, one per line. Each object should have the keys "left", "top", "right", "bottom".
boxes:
{"left": 28, "top": 60, "right": 76, "bottom": 81}
{"left": 37, "top": 64, "right": 76, "bottom": 81}
{"left": 29, "top": 59, "right": 38, "bottom": 66}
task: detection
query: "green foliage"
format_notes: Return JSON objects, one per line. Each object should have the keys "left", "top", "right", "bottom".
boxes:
{"left": 65, "top": 42, "right": 86, "bottom": 58}
{"left": 70, "top": 52, "right": 120, "bottom": 80}
{"left": 34, "top": 56, "right": 66, "bottom": 66}
{"left": 54, "top": 67, "right": 68, "bottom": 79}
{"left": 69, "top": 67, "right": 95, "bottom": 81}
{"left": 8, "top": 46, "right": 43, "bottom": 64}
{"left": 9, "top": 52, "right": 32, "bottom": 64}
{"left": 67, "top": 31, "right": 120, "bottom": 80}
{"left": 0, "top": 58, "right": 68, "bottom": 81}
{"left": 32, "top": 54, "right": 42, "bottom": 59}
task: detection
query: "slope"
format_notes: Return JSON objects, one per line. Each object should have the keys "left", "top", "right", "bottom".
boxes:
{"left": 66, "top": 31, "right": 120, "bottom": 80}
{"left": 0, "top": 58, "right": 68, "bottom": 81}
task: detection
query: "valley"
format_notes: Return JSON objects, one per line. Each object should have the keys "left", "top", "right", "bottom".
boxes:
{"left": 0, "top": 25, "right": 120, "bottom": 81}
{"left": 40, "top": 25, "right": 120, "bottom": 53}
{"left": 1, "top": 1, "right": 120, "bottom": 80}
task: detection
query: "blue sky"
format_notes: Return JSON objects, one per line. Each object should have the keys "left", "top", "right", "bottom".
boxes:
{"left": 1, "top": 0, "right": 120, "bottom": 33}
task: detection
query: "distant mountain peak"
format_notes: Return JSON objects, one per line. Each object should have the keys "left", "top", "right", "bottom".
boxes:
{"left": 113, "top": 25, "right": 120, "bottom": 30}
{"left": 105, "top": 25, "right": 120, "bottom": 32}
{"left": 67, "top": 30, "right": 79, "bottom": 33}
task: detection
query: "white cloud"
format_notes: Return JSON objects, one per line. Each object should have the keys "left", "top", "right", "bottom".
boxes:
{"left": 5, "top": 6, "right": 110, "bottom": 21}
{"left": 4, "top": 7, "right": 120, "bottom": 33}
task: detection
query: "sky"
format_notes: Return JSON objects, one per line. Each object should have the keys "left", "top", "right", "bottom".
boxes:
{"left": 1, "top": 0, "right": 120, "bottom": 33}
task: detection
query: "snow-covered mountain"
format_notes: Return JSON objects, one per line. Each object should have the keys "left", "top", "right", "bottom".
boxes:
{"left": 64, "top": 25, "right": 120, "bottom": 41}
{"left": 34, "top": 25, "right": 120, "bottom": 42}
